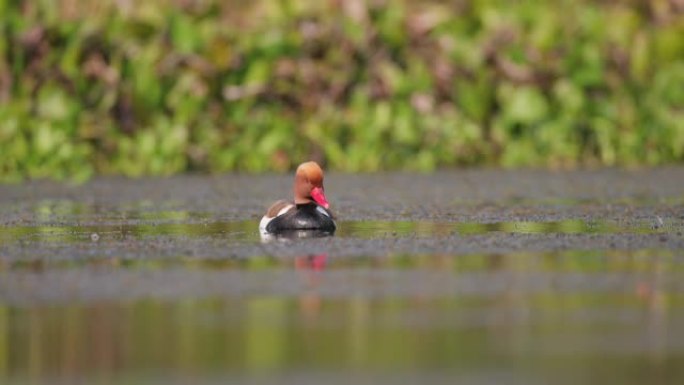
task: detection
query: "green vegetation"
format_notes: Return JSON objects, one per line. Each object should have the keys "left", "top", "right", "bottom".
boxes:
{"left": 0, "top": 0, "right": 682, "bottom": 180}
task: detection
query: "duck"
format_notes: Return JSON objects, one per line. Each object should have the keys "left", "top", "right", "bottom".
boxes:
{"left": 259, "top": 161, "right": 336, "bottom": 236}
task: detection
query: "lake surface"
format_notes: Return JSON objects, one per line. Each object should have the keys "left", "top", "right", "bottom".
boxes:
{"left": 1, "top": 168, "right": 684, "bottom": 384}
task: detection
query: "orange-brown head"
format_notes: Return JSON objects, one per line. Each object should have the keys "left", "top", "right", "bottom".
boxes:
{"left": 293, "top": 161, "right": 330, "bottom": 209}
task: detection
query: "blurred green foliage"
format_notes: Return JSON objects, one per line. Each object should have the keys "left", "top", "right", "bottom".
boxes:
{"left": 0, "top": 0, "right": 683, "bottom": 180}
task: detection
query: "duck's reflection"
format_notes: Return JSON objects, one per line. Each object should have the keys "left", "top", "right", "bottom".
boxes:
{"left": 295, "top": 253, "right": 327, "bottom": 271}
{"left": 258, "top": 229, "right": 332, "bottom": 321}
{"left": 294, "top": 253, "right": 327, "bottom": 322}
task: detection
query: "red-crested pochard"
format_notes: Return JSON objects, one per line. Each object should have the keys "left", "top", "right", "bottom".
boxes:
{"left": 259, "top": 161, "right": 336, "bottom": 235}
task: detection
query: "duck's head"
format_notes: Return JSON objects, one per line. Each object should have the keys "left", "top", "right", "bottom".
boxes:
{"left": 294, "top": 161, "right": 330, "bottom": 209}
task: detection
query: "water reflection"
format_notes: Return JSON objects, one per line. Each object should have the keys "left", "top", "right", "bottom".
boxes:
{"left": 2, "top": 202, "right": 684, "bottom": 384}
{"left": 294, "top": 254, "right": 327, "bottom": 333}
{"left": 3, "top": 252, "right": 684, "bottom": 383}
{"left": 2, "top": 216, "right": 680, "bottom": 247}
{"left": 295, "top": 254, "right": 327, "bottom": 272}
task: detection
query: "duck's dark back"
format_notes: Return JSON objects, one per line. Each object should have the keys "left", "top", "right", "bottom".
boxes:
{"left": 266, "top": 203, "right": 336, "bottom": 233}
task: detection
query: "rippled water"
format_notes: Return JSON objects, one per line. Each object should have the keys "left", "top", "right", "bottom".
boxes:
{"left": 1, "top": 217, "right": 680, "bottom": 243}
{"left": 1, "top": 171, "right": 684, "bottom": 384}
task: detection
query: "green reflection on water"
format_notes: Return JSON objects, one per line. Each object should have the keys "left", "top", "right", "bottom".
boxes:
{"left": 338, "top": 219, "right": 680, "bottom": 237}
{"left": 3, "top": 249, "right": 684, "bottom": 274}
{"left": 246, "top": 298, "right": 287, "bottom": 371}
{"left": 3, "top": 292, "right": 684, "bottom": 383}
{"left": 2, "top": 217, "right": 681, "bottom": 246}
{"left": 0, "top": 220, "right": 261, "bottom": 244}
{"left": 0, "top": 306, "right": 6, "bottom": 376}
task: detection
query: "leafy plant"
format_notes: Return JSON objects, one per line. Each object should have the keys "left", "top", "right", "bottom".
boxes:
{"left": 0, "top": 0, "right": 682, "bottom": 181}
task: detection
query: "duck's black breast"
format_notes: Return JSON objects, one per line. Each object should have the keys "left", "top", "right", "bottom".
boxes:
{"left": 266, "top": 203, "right": 336, "bottom": 233}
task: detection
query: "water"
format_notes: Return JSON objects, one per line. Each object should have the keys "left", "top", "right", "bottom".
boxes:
{"left": 2, "top": 215, "right": 681, "bottom": 245}
{"left": 1, "top": 170, "right": 684, "bottom": 384}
